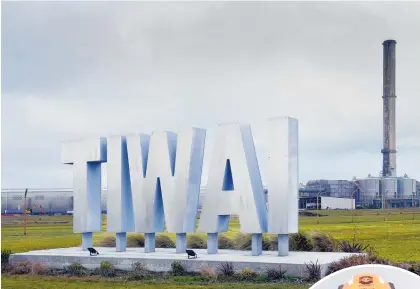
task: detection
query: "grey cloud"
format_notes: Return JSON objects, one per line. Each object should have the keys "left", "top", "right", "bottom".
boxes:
{"left": 1, "top": 1, "right": 121, "bottom": 94}
{"left": 1, "top": 1, "right": 419, "bottom": 188}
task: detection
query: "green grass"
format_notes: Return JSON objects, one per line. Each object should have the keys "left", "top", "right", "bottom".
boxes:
{"left": 2, "top": 210, "right": 420, "bottom": 289}
{"left": 2, "top": 209, "right": 420, "bottom": 262}
{"left": 1, "top": 276, "right": 307, "bottom": 289}
{"left": 300, "top": 209, "right": 420, "bottom": 262}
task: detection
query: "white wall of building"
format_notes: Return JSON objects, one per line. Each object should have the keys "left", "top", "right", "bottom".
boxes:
{"left": 321, "top": 196, "right": 355, "bottom": 210}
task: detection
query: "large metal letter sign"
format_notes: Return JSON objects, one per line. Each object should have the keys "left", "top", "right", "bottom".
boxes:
{"left": 198, "top": 123, "right": 267, "bottom": 255}
{"left": 61, "top": 137, "right": 107, "bottom": 250}
{"left": 107, "top": 136, "right": 134, "bottom": 252}
{"left": 126, "top": 128, "right": 206, "bottom": 253}
{"left": 62, "top": 117, "right": 299, "bottom": 257}
{"left": 266, "top": 117, "right": 299, "bottom": 256}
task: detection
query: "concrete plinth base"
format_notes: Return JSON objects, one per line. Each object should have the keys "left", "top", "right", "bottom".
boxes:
{"left": 9, "top": 247, "right": 356, "bottom": 278}
{"left": 81, "top": 233, "right": 92, "bottom": 251}
{"left": 252, "top": 233, "right": 262, "bottom": 256}
{"left": 144, "top": 233, "right": 155, "bottom": 253}
{"left": 176, "top": 233, "right": 186, "bottom": 254}
{"left": 278, "top": 234, "right": 289, "bottom": 257}
{"left": 207, "top": 233, "right": 218, "bottom": 254}
{"left": 116, "top": 233, "right": 126, "bottom": 252}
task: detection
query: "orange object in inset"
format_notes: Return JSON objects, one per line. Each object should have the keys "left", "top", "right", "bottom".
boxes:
{"left": 338, "top": 273, "right": 395, "bottom": 289}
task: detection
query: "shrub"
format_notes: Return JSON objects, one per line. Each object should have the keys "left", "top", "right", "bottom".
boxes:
{"left": 63, "top": 262, "right": 87, "bottom": 276}
{"left": 44, "top": 268, "right": 62, "bottom": 276}
{"left": 327, "top": 255, "right": 370, "bottom": 274}
{"left": 9, "top": 261, "right": 32, "bottom": 275}
{"left": 1, "top": 250, "right": 12, "bottom": 271}
{"left": 410, "top": 262, "right": 420, "bottom": 275}
{"left": 305, "top": 260, "right": 321, "bottom": 281}
{"left": 233, "top": 233, "right": 272, "bottom": 251}
{"left": 339, "top": 227, "right": 369, "bottom": 253}
{"left": 99, "top": 261, "right": 116, "bottom": 277}
{"left": 262, "top": 236, "right": 272, "bottom": 251}
{"left": 156, "top": 235, "right": 175, "bottom": 248}
{"left": 327, "top": 251, "right": 391, "bottom": 275}
{"left": 267, "top": 235, "right": 278, "bottom": 251}
{"left": 299, "top": 211, "right": 327, "bottom": 217}
{"left": 290, "top": 232, "right": 314, "bottom": 251}
{"left": 97, "top": 236, "right": 116, "bottom": 247}
{"left": 236, "top": 267, "right": 257, "bottom": 281}
{"left": 98, "top": 234, "right": 145, "bottom": 248}
{"left": 218, "top": 234, "right": 235, "bottom": 249}
{"left": 233, "top": 233, "right": 251, "bottom": 250}
{"left": 310, "top": 231, "right": 337, "bottom": 252}
{"left": 128, "top": 262, "right": 148, "bottom": 280}
{"left": 266, "top": 266, "right": 287, "bottom": 280}
{"left": 187, "top": 235, "right": 206, "bottom": 249}
{"left": 339, "top": 240, "right": 369, "bottom": 253}
{"left": 397, "top": 263, "right": 412, "bottom": 271}
{"left": 171, "top": 261, "right": 186, "bottom": 276}
{"left": 200, "top": 266, "right": 217, "bottom": 280}
{"left": 8, "top": 261, "right": 45, "bottom": 275}
{"left": 127, "top": 234, "right": 145, "bottom": 247}
{"left": 30, "top": 262, "right": 46, "bottom": 275}
{"left": 1, "top": 250, "right": 12, "bottom": 272}
{"left": 218, "top": 262, "right": 234, "bottom": 276}
{"left": 366, "top": 248, "right": 391, "bottom": 265}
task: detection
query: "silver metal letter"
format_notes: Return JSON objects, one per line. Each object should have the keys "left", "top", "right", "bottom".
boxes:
{"left": 107, "top": 135, "right": 134, "bottom": 233}
{"left": 126, "top": 128, "right": 206, "bottom": 233}
{"left": 198, "top": 123, "right": 267, "bottom": 234}
{"left": 266, "top": 117, "right": 299, "bottom": 234}
{"left": 125, "top": 133, "right": 151, "bottom": 231}
{"left": 107, "top": 136, "right": 135, "bottom": 251}
{"left": 61, "top": 137, "right": 107, "bottom": 234}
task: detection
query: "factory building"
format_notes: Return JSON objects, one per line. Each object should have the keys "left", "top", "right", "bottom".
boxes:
{"left": 299, "top": 40, "right": 419, "bottom": 209}
{"left": 1, "top": 188, "right": 107, "bottom": 215}
{"left": 354, "top": 175, "right": 418, "bottom": 208}
{"left": 320, "top": 197, "right": 355, "bottom": 210}
{"left": 298, "top": 180, "right": 357, "bottom": 209}
{"left": 298, "top": 176, "right": 419, "bottom": 210}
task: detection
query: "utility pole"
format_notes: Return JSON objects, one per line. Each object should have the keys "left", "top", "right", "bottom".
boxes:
{"left": 412, "top": 192, "right": 416, "bottom": 208}
{"left": 413, "top": 192, "right": 416, "bottom": 220}
{"left": 317, "top": 183, "right": 324, "bottom": 225}
{"left": 382, "top": 190, "right": 389, "bottom": 210}
{"left": 24, "top": 188, "right": 28, "bottom": 236}
{"left": 350, "top": 189, "right": 357, "bottom": 223}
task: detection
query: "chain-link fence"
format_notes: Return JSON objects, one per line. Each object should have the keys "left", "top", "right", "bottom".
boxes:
{"left": 1, "top": 189, "right": 106, "bottom": 215}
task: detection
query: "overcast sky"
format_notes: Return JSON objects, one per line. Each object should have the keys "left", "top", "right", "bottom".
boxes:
{"left": 1, "top": 1, "right": 419, "bottom": 189}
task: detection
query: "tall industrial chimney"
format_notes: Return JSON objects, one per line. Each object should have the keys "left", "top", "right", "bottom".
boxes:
{"left": 381, "top": 39, "right": 397, "bottom": 177}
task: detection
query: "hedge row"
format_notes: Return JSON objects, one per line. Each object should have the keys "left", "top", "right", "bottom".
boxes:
{"left": 2, "top": 259, "right": 308, "bottom": 282}
{"left": 97, "top": 231, "right": 345, "bottom": 253}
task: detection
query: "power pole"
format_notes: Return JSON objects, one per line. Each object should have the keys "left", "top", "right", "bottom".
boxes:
{"left": 24, "top": 188, "right": 28, "bottom": 236}
{"left": 413, "top": 192, "right": 416, "bottom": 221}
{"left": 317, "top": 183, "right": 322, "bottom": 225}
{"left": 351, "top": 189, "right": 357, "bottom": 223}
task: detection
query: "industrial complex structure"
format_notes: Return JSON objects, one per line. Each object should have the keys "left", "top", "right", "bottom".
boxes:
{"left": 299, "top": 40, "right": 419, "bottom": 209}
{"left": 298, "top": 177, "right": 419, "bottom": 209}
{"left": 1, "top": 40, "right": 418, "bottom": 214}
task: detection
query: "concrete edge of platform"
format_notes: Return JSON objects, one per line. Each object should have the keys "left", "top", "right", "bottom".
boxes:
{"left": 9, "top": 248, "right": 354, "bottom": 278}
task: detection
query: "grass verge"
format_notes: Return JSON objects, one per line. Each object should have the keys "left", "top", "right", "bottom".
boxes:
{"left": 1, "top": 275, "right": 309, "bottom": 289}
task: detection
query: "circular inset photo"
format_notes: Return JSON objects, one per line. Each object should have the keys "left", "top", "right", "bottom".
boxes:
{"left": 310, "top": 264, "right": 420, "bottom": 289}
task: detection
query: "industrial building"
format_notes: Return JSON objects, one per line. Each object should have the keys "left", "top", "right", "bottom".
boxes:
{"left": 1, "top": 188, "right": 109, "bottom": 215}
{"left": 299, "top": 40, "right": 419, "bottom": 209}
{"left": 1, "top": 188, "right": 76, "bottom": 215}
{"left": 298, "top": 177, "right": 419, "bottom": 209}
{"left": 320, "top": 197, "right": 355, "bottom": 210}
{"left": 298, "top": 180, "right": 356, "bottom": 209}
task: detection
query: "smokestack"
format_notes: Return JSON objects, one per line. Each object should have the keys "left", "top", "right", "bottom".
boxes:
{"left": 381, "top": 39, "right": 397, "bottom": 177}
